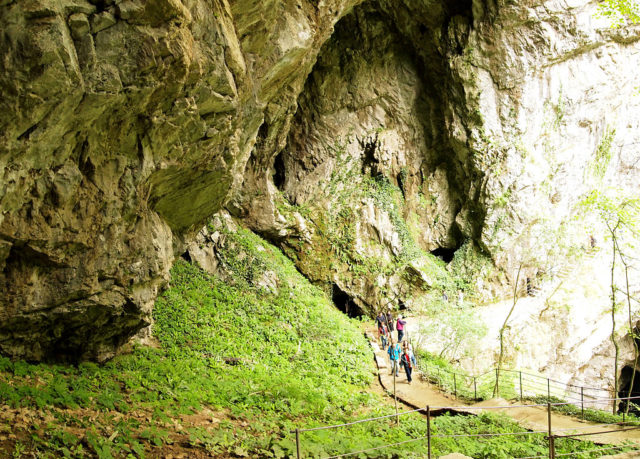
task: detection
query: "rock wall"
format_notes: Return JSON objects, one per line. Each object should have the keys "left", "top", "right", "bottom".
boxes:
{"left": 411, "top": 246, "right": 640, "bottom": 394}
{"left": 237, "top": 0, "right": 640, "bottom": 312}
{"left": 0, "top": 0, "right": 363, "bottom": 360}
{"left": 1, "top": 0, "right": 639, "bottom": 360}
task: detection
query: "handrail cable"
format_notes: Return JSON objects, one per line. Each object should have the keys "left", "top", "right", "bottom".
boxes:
{"left": 552, "top": 442, "right": 640, "bottom": 457}
{"left": 297, "top": 407, "right": 426, "bottom": 432}
{"left": 553, "top": 425, "right": 640, "bottom": 438}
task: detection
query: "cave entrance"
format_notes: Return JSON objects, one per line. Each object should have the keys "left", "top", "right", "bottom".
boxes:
{"left": 431, "top": 247, "right": 456, "bottom": 263}
{"left": 618, "top": 364, "right": 640, "bottom": 414}
{"left": 273, "top": 152, "right": 286, "bottom": 191}
{"left": 332, "top": 284, "right": 364, "bottom": 318}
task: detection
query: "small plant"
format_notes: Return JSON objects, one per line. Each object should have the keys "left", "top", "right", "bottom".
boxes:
{"left": 589, "top": 126, "right": 616, "bottom": 179}
{"left": 12, "top": 442, "right": 26, "bottom": 459}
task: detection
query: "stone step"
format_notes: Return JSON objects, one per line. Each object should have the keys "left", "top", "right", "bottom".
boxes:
{"left": 375, "top": 354, "right": 388, "bottom": 369}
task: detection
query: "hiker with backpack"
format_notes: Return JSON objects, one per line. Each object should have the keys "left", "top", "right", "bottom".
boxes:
{"left": 401, "top": 342, "right": 413, "bottom": 384}
{"left": 376, "top": 311, "right": 386, "bottom": 327}
{"left": 378, "top": 322, "right": 388, "bottom": 349}
{"left": 385, "top": 308, "right": 394, "bottom": 334}
{"left": 387, "top": 340, "right": 401, "bottom": 377}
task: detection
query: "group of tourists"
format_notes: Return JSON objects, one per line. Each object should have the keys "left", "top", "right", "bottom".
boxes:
{"left": 376, "top": 309, "right": 416, "bottom": 384}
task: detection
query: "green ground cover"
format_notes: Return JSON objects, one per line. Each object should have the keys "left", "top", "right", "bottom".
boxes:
{"left": 0, "top": 223, "right": 618, "bottom": 458}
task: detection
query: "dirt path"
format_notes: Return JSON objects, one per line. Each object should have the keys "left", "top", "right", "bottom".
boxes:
{"left": 368, "top": 332, "right": 640, "bottom": 448}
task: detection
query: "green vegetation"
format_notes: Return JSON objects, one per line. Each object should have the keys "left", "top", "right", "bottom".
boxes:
{"left": 415, "top": 306, "right": 488, "bottom": 364}
{"left": 589, "top": 127, "right": 616, "bottom": 179}
{"left": 0, "top": 224, "right": 375, "bottom": 458}
{"left": 579, "top": 188, "right": 640, "bottom": 413}
{"left": 415, "top": 351, "right": 519, "bottom": 402}
{"left": 597, "top": 0, "right": 640, "bottom": 27}
{"left": 530, "top": 396, "right": 640, "bottom": 425}
{"left": 0, "top": 218, "right": 630, "bottom": 458}
{"left": 448, "top": 240, "right": 495, "bottom": 295}
{"left": 276, "top": 135, "right": 465, "bottom": 307}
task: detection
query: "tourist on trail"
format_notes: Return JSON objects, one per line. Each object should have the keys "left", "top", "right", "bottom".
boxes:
{"left": 378, "top": 322, "right": 388, "bottom": 349}
{"left": 401, "top": 342, "right": 413, "bottom": 384}
{"left": 376, "top": 311, "right": 387, "bottom": 331}
{"left": 396, "top": 315, "right": 406, "bottom": 343}
{"left": 407, "top": 342, "right": 417, "bottom": 366}
{"left": 385, "top": 308, "right": 395, "bottom": 333}
{"left": 387, "top": 340, "right": 401, "bottom": 377}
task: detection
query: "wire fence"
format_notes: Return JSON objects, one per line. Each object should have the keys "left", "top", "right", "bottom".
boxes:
{"left": 292, "top": 397, "right": 640, "bottom": 459}
{"left": 415, "top": 358, "right": 615, "bottom": 414}
{"left": 293, "top": 334, "right": 640, "bottom": 458}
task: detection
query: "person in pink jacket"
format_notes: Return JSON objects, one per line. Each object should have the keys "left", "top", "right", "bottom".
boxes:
{"left": 396, "top": 315, "right": 406, "bottom": 343}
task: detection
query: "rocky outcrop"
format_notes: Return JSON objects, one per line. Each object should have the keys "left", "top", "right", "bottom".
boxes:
{"left": 236, "top": 0, "right": 640, "bottom": 311}
{"left": 0, "top": 0, "right": 363, "bottom": 360}
{"left": 414, "top": 247, "right": 640, "bottom": 394}
{"left": 1, "top": 0, "right": 639, "bottom": 360}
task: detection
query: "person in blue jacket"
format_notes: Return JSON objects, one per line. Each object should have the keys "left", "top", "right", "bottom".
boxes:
{"left": 387, "top": 340, "right": 401, "bottom": 377}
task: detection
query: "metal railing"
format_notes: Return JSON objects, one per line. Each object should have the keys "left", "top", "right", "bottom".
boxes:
{"left": 416, "top": 359, "right": 613, "bottom": 415}
{"left": 292, "top": 396, "right": 640, "bottom": 459}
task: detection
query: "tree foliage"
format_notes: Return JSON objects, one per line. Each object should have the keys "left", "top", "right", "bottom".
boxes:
{"left": 580, "top": 188, "right": 640, "bottom": 412}
{"left": 597, "top": 0, "right": 640, "bottom": 27}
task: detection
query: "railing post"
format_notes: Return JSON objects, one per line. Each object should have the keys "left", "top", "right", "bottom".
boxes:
{"left": 426, "top": 405, "right": 432, "bottom": 459}
{"left": 295, "top": 428, "right": 301, "bottom": 459}
{"left": 547, "top": 402, "right": 553, "bottom": 459}
{"left": 547, "top": 378, "right": 551, "bottom": 400}
{"left": 394, "top": 368, "right": 399, "bottom": 425}
{"left": 581, "top": 386, "right": 584, "bottom": 420}
{"left": 474, "top": 377, "right": 477, "bottom": 400}
{"left": 519, "top": 371, "right": 523, "bottom": 402}
{"left": 454, "top": 373, "right": 457, "bottom": 399}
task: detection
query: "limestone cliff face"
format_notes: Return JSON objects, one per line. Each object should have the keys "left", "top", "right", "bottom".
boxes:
{"left": 0, "top": 0, "right": 362, "bottom": 360}
{"left": 1, "top": 0, "right": 639, "bottom": 360}
{"left": 237, "top": 0, "right": 640, "bottom": 312}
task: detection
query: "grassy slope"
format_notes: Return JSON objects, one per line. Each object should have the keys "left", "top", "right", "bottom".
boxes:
{"left": 0, "top": 223, "right": 608, "bottom": 458}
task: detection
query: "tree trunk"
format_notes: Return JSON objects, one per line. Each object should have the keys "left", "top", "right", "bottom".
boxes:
{"left": 494, "top": 264, "right": 522, "bottom": 397}
{"left": 611, "top": 232, "right": 619, "bottom": 415}
{"left": 617, "top": 249, "right": 638, "bottom": 415}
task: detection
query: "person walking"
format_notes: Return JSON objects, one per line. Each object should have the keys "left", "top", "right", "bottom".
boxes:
{"left": 387, "top": 340, "right": 401, "bottom": 377}
{"left": 378, "top": 322, "right": 388, "bottom": 349}
{"left": 396, "top": 315, "right": 406, "bottom": 343}
{"left": 407, "top": 342, "right": 417, "bottom": 366}
{"left": 401, "top": 343, "right": 413, "bottom": 384}
{"left": 376, "top": 311, "right": 386, "bottom": 328}
{"left": 385, "top": 308, "right": 394, "bottom": 334}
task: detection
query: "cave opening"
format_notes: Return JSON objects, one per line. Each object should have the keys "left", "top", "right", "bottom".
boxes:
{"left": 332, "top": 284, "right": 364, "bottom": 318}
{"left": 431, "top": 247, "right": 456, "bottom": 263}
{"left": 180, "top": 251, "right": 192, "bottom": 263}
{"left": 273, "top": 152, "right": 286, "bottom": 190}
{"left": 618, "top": 363, "right": 640, "bottom": 414}
{"left": 361, "top": 132, "right": 381, "bottom": 177}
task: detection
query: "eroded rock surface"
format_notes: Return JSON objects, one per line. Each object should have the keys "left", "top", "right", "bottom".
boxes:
{"left": 1, "top": 0, "right": 640, "bottom": 360}
{"left": 236, "top": 0, "right": 640, "bottom": 312}
{"left": 0, "top": 0, "right": 361, "bottom": 360}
